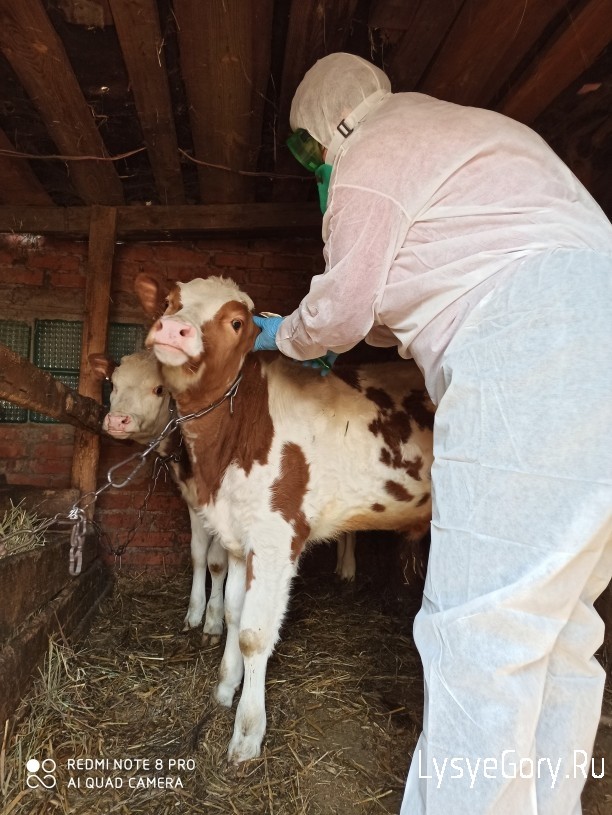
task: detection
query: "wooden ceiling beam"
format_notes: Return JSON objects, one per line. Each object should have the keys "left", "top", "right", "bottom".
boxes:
{"left": 500, "top": 0, "right": 612, "bottom": 123}
{"left": 0, "top": 0, "right": 124, "bottom": 205}
{"left": 0, "top": 129, "right": 53, "bottom": 206}
{"left": 383, "top": 0, "right": 465, "bottom": 91}
{"left": 0, "top": 204, "right": 322, "bottom": 238}
{"left": 273, "top": 0, "right": 361, "bottom": 202}
{"left": 369, "top": 0, "right": 421, "bottom": 30}
{"left": 419, "top": 0, "right": 569, "bottom": 107}
{"left": 173, "top": 0, "right": 274, "bottom": 204}
{"left": 108, "top": 0, "right": 185, "bottom": 205}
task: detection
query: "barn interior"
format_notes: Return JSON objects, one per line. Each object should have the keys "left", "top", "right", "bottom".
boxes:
{"left": 0, "top": 1, "right": 611, "bottom": 813}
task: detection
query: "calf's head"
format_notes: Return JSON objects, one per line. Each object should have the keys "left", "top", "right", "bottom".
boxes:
{"left": 134, "top": 274, "right": 258, "bottom": 394}
{"left": 90, "top": 351, "right": 171, "bottom": 443}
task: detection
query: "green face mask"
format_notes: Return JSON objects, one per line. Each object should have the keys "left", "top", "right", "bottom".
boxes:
{"left": 315, "top": 163, "right": 333, "bottom": 214}
{"left": 286, "top": 129, "right": 332, "bottom": 213}
{"left": 286, "top": 128, "right": 324, "bottom": 173}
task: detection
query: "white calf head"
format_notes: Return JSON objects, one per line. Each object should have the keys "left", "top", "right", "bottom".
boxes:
{"left": 90, "top": 350, "right": 171, "bottom": 443}
{"left": 134, "top": 274, "right": 258, "bottom": 393}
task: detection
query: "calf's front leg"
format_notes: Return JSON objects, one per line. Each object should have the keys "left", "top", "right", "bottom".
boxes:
{"left": 202, "top": 535, "right": 228, "bottom": 644}
{"left": 183, "top": 507, "right": 211, "bottom": 630}
{"left": 215, "top": 553, "right": 246, "bottom": 707}
{"left": 226, "top": 533, "right": 298, "bottom": 764}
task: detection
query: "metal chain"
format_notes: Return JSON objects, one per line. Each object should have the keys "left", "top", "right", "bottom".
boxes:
{"left": 66, "top": 374, "right": 242, "bottom": 576}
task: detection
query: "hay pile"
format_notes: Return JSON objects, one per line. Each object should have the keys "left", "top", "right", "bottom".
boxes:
{"left": 1, "top": 568, "right": 424, "bottom": 815}
{"left": 0, "top": 501, "right": 49, "bottom": 559}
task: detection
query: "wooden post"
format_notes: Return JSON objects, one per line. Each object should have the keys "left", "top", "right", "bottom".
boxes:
{"left": 71, "top": 206, "right": 117, "bottom": 515}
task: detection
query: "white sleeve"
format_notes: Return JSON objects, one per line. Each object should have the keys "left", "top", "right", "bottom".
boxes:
{"left": 277, "top": 186, "right": 409, "bottom": 360}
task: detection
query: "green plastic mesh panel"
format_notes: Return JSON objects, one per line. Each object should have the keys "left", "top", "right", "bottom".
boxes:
{"left": 0, "top": 320, "right": 31, "bottom": 422}
{"left": 34, "top": 320, "right": 82, "bottom": 370}
{"left": 29, "top": 371, "right": 80, "bottom": 423}
{"left": 107, "top": 323, "right": 146, "bottom": 362}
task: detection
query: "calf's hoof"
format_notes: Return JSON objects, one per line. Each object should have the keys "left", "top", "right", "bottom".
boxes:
{"left": 215, "top": 682, "right": 236, "bottom": 708}
{"left": 227, "top": 733, "right": 262, "bottom": 764}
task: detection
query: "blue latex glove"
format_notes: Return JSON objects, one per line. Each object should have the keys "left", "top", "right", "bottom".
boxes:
{"left": 253, "top": 315, "right": 283, "bottom": 351}
{"left": 302, "top": 351, "right": 339, "bottom": 377}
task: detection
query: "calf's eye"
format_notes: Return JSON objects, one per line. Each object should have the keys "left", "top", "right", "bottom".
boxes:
{"left": 231, "top": 319, "right": 242, "bottom": 332}
{"left": 153, "top": 385, "right": 164, "bottom": 396}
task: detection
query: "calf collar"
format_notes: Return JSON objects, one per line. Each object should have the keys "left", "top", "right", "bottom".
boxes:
{"left": 175, "top": 372, "right": 243, "bottom": 425}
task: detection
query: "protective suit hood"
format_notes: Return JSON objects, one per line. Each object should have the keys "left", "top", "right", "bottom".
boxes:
{"left": 290, "top": 53, "right": 391, "bottom": 164}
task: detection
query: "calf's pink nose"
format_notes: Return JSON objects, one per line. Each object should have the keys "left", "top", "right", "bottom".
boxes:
{"left": 154, "top": 317, "right": 196, "bottom": 348}
{"left": 106, "top": 414, "right": 133, "bottom": 433}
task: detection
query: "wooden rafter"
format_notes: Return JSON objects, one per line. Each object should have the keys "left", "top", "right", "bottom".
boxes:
{"left": 0, "top": 0, "right": 124, "bottom": 205}
{"left": 0, "top": 128, "right": 53, "bottom": 206}
{"left": 419, "top": 0, "right": 569, "bottom": 107}
{"left": 500, "top": 0, "right": 612, "bottom": 123}
{"left": 108, "top": 0, "right": 185, "bottom": 205}
{"left": 273, "top": 0, "right": 361, "bottom": 202}
{"left": 173, "top": 0, "right": 274, "bottom": 204}
{"left": 382, "top": 0, "right": 464, "bottom": 92}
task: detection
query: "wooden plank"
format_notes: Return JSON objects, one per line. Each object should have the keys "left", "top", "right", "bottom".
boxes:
{"left": 0, "top": 203, "right": 322, "bottom": 238}
{"left": 419, "top": 0, "right": 569, "bottom": 107}
{"left": 0, "top": 343, "right": 105, "bottom": 432}
{"left": 174, "top": 0, "right": 274, "bottom": 204}
{"left": 0, "top": 0, "right": 124, "bottom": 205}
{"left": 273, "top": 0, "right": 361, "bottom": 202}
{"left": 0, "top": 129, "right": 53, "bottom": 206}
{"left": 0, "top": 556, "right": 112, "bottom": 726}
{"left": 115, "top": 202, "right": 322, "bottom": 237}
{"left": 108, "top": 0, "right": 185, "bottom": 205}
{"left": 0, "top": 534, "right": 97, "bottom": 641}
{"left": 71, "top": 207, "right": 116, "bottom": 513}
{"left": 500, "top": 0, "right": 612, "bottom": 123}
{"left": 385, "top": 0, "right": 464, "bottom": 91}
{"left": 369, "top": 0, "right": 421, "bottom": 30}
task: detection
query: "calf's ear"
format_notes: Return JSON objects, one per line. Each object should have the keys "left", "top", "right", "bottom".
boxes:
{"left": 134, "top": 273, "right": 166, "bottom": 317}
{"left": 89, "top": 353, "right": 115, "bottom": 381}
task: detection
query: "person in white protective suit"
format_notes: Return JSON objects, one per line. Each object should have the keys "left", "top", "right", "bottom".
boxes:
{"left": 252, "top": 52, "right": 612, "bottom": 815}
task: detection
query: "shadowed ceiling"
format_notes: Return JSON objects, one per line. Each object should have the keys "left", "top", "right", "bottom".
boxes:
{"left": 0, "top": 0, "right": 609, "bottom": 225}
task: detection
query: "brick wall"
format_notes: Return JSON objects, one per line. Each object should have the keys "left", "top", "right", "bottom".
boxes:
{"left": 0, "top": 235, "right": 323, "bottom": 571}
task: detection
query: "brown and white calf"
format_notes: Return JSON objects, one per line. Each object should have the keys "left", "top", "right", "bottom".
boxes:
{"left": 90, "top": 350, "right": 228, "bottom": 642}
{"left": 135, "top": 274, "right": 434, "bottom": 763}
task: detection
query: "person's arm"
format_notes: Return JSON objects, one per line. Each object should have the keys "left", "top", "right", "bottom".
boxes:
{"left": 277, "top": 186, "right": 409, "bottom": 360}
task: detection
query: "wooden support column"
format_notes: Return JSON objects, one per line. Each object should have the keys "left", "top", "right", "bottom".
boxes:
{"left": 71, "top": 207, "right": 117, "bottom": 514}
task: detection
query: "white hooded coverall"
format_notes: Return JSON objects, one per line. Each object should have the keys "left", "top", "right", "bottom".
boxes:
{"left": 279, "top": 54, "right": 612, "bottom": 814}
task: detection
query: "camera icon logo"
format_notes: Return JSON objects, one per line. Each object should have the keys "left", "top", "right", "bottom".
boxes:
{"left": 26, "top": 758, "right": 57, "bottom": 789}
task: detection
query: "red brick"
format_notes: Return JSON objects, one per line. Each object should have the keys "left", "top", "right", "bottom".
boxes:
{"left": 48, "top": 272, "right": 85, "bottom": 289}
{"left": 113, "top": 269, "right": 150, "bottom": 294}
{"left": 153, "top": 244, "right": 205, "bottom": 264}
{"left": 212, "top": 252, "right": 247, "bottom": 268}
{"left": 262, "top": 254, "right": 316, "bottom": 271}
{"left": 0, "top": 267, "right": 44, "bottom": 286}
{"left": 96, "top": 491, "right": 150, "bottom": 510}
{"left": 117, "top": 244, "right": 157, "bottom": 263}
{"left": 26, "top": 457, "right": 72, "bottom": 475}
{"left": 167, "top": 264, "right": 213, "bottom": 283}
{"left": 29, "top": 253, "right": 81, "bottom": 271}
{"left": 46, "top": 239, "right": 86, "bottom": 256}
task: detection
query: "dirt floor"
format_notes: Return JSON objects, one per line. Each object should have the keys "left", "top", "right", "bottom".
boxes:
{"left": 1, "top": 546, "right": 611, "bottom": 815}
